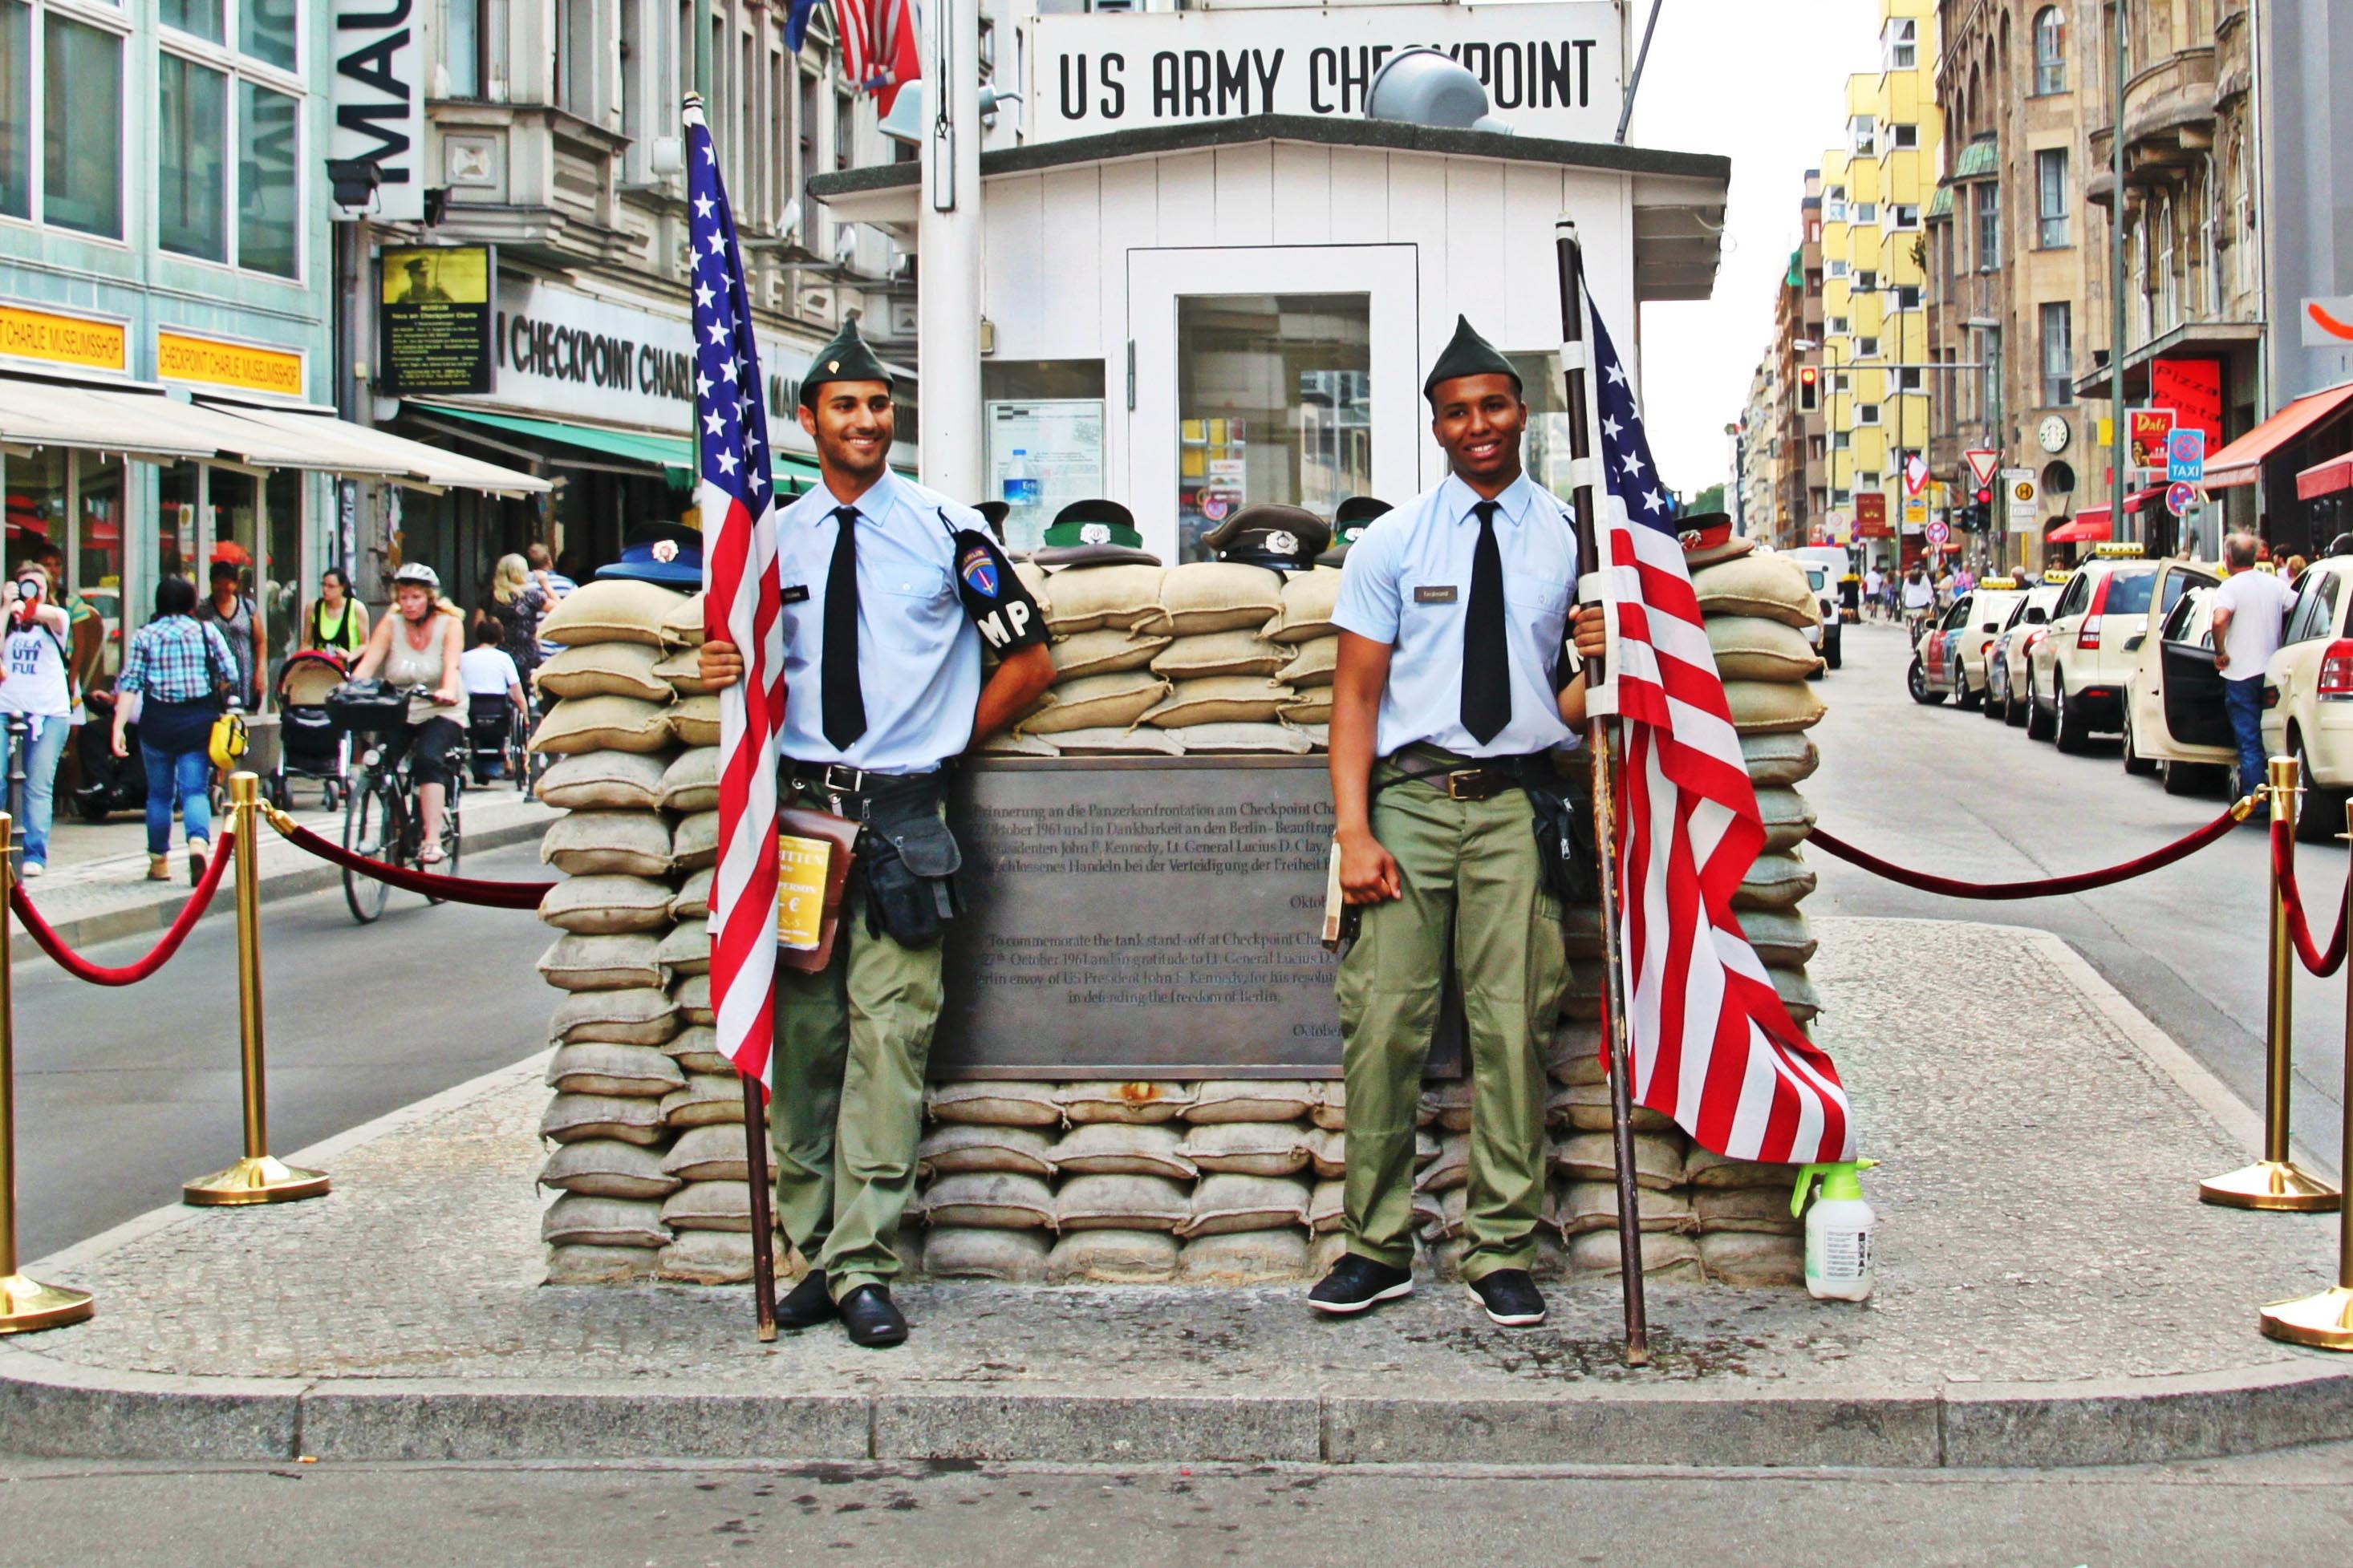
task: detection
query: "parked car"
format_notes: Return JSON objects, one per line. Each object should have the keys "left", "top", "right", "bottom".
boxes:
{"left": 2026, "top": 545, "right": 2170, "bottom": 752}
{"left": 2120, "top": 562, "right": 2230, "bottom": 792}
{"left": 1917, "top": 579, "right": 2025, "bottom": 708}
{"left": 1986, "top": 578, "right": 2068, "bottom": 726}
{"left": 2260, "top": 557, "right": 2353, "bottom": 841}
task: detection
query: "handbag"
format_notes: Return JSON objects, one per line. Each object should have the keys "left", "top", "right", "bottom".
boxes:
{"left": 774, "top": 805, "right": 862, "bottom": 973}
{"left": 198, "top": 621, "right": 245, "bottom": 771}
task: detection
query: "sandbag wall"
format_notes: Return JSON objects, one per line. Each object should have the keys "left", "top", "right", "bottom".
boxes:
{"left": 985, "top": 560, "right": 1336, "bottom": 757}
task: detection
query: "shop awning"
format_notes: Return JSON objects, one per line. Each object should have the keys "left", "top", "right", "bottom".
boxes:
{"left": 2204, "top": 381, "right": 2353, "bottom": 488}
{"left": 197, "top": 399, "right": 548, "bottom": 494}
{"left": 2049, "top": 485, "right": 2166, "bottom": 541}
{"left": 0, "top": 379, "right": 226, "bottom": 463}
{"left": 413, "top": 402, "right": 823, "bottom": 489}
{"left": 2297, "top": 451, "right": 2353, "bottom": 500}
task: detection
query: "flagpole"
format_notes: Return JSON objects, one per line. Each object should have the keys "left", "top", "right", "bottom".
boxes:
{"left": 685, "top": 90, "right": 779, "bottom": 1343}
{"left": 1555, "top": 217, "right": 1650, "bottom": 1367}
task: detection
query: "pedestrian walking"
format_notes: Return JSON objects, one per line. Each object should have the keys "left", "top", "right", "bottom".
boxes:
{"left": 459, "top": 619, "right": 525, "bottom": 784}
{"left": 528, "top": 543, "right": 575, "bottom": 664}
{"left": 1310, "top": 315, "right": 1608, "bottom": 1330}
{"left": 477, "top": 553, "right": 549, "bottom": 679}
{"left": 195, "top": 560, "right": 262, "bottom": 712}
{"left": 1863, "top": 564, "right": 1884, "bottom": 620}
{"left": 696, "top": 319, "right": 1054, "bottom": 1350}
{"left": 303, "top": 567, "right": 370, "bottom": 658}
{"left": 0, "top": 564, "right": 79, "bottom": 877}
{"left": 2211, "top": 531, "right": 2295, "bottom": 810}
{"left": 112, "top": 575, "right": 237, "bottom": 884}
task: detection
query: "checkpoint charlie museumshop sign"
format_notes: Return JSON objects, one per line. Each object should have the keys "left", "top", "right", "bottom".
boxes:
{"left": 1029, "top": 3, "right": 1623, "bottom": 143}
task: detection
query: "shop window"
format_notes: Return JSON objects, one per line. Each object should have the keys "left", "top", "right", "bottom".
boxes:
{"left": 7, "top": 445, "right": 67, "bottom": 576}
{"left": 239, "top": 79, "right": 298, "bottom": 277}
{"left": 0, "top": 2, "right": 26, "bottom": 220}
{"left": 160, "top": 0, "right": 221, "bottom": 44}
{"left": 43, "top": 12, "right": 120, "bottom": 237}
{"left": 980, "top": 360, "right": 1107, "bottom": 553}
{"left": 75, "top": 452, "right": 124, "bottom": 677}
{"left": 1174, "top": 294, "right": 1369, "bottom": 562}
{"left": 157, "top": 463, "right": 197, "bottom": 592}
{"left": 241, "top": 0, "right": 295, "bottom": 73}
{"left": 159, "top": 51, "right": 227, "bottom": 261}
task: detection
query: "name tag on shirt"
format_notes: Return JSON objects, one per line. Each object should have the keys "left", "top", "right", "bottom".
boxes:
{"left": 781, "top": 584, "right": 811, "bottom": 604}
{"left": 1414, "top": 585, "right": 1458, "bottom": 604}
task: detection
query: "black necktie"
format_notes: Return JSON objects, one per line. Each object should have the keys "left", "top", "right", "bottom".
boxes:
{"left": 822, "top": 506, "right": 866, "bottom": 749}
{"left": 1461, "top": 500, "right": 1510, "bottom": 744}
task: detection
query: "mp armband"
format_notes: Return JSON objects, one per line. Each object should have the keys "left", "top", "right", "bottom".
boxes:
{"left": 951, "top": 527, "right": 1046, "bottom": 654}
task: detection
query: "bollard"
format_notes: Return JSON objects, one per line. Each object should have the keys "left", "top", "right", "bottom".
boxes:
{"left": 2201, "top": 754, "right": 2342, "bottom": 1211}
{"left": 0, "top": 812, "right": 93, "bottom": 1332}
{"left": 182, "top": 773, "right": 329, "bottom": 1206}
{"left": 2259, "top": 793, "right": 2353, "bottom": 1348}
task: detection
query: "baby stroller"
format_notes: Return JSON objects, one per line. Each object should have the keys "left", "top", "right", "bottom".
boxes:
{"left": 270, "top": 651, "right": 353, "bottom": 811}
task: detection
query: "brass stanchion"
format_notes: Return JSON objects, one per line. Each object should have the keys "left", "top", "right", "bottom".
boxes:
{"left": 2259, "top": 793, "right": 2353, "bottom": 1348}
{"left": 183, "top": 773, "right": 328, "bottom": 1205}
{"left": 0, "top": 812, "right": 93, "bottom": 1332}
{"left": 2201, "top": 753, "right": 2341, "bottom": 1211}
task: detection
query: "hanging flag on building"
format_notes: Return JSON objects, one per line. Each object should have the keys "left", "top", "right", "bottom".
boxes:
{"left": 1584, "top": 298, "right": 1856, "bottom": 1166}
{"left": 685, "top": 96, "right": 786, "bottom": 1095}
{"left": 836, "top": 0, "right": 922, "bottom": 114}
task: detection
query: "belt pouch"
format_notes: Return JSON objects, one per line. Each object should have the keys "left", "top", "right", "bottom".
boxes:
{"left": 859, "top": 784, "right": 963, "bottom": 948}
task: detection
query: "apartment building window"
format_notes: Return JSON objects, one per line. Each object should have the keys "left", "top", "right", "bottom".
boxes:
{"left": 1858, "top": 472, "right": 1881, "bottom": 489}
{"left": 834, "top": 85, "right": 851, "bottom": 172}
{"left": 1828, "top": 259, "right": 1848, "bottom": 279}
{"left": 1857, "top": 403, "right": 1880, "bottom": 426}
{"left": 1855, "top": 201, "right": 1876, "bottom": 224}
{"left": 34, "top": 6, "right": 124, "bottom": 237}
{"left": 1893, "top": 284, "right": 1921, "bottom": 310}
{"left": 1809, "top": 435, "right": 1825, "bottom": 460}
{"left": 1856, "top": 336, "right": 1880, "bottom": 359}
{"left": 2033, "top": 7, "right": 2067, "bottom": 95}
{"left": 2035, "top": 148, "right": 2069, "bottom": 247}
{"left": 2039, "top": 302, "right": 2072, "bottom": 407}
{"left": 1833, "top": 431, "right": 1851, "bottom": 450}
{"left": 1832, "top": 371, "right": 1851, "bottom": 394}
{"left": 1852, "top": 115, "right": 1875, "bottom": 156}
{"left": 441, "top": 0, "right": 481, "bottom": 96}
{"left": 1856, "top": 269, "right": 1877, "bottom": 292}
{"left": 1892, "top": 203, "right": 1919, "bottom": 229}
{"left": 1832, "top": 488, "right": 1852, "bottom": 507}
{"left": 150, "top": 3, "right": 302, "bottom": 275}
{"left": 1828, "top": 314, "right": 1848, "bottom": 335}
{"left": 557, "top": 0, "right": 597, "bottom": 117}
{"left": 1897, "top": 367, "right": 1923, "bottom": 391}
{"left": 1826, "top": 186, "right": 1846, "bottom": 221}
{"left": 1885, "top": 16, "right": 1917, "bottom": 70}
{"left": 797, "top": 63, "right": 818, "bottom": 195}
{"left": 2156, "top": 196, "right": 2177, "bottom": 331}
{"left": 1975, "top": 183, "right": 2000, "bottom": 269}
{"left": 1892, "top": 123, "right": 1917, "bottom": 149}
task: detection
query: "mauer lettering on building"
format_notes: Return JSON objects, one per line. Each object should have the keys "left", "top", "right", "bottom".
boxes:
{"left": 331, "top": 1, "right": 424, "bottom": 222}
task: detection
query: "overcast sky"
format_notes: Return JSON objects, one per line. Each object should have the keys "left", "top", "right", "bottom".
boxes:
{"left": 1624, "top": 0, "right": 1885, "bottom": 500}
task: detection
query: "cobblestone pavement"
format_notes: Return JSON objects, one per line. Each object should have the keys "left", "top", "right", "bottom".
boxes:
{"left": 18, "top": 917, "right": 2344, "bottom": 1395}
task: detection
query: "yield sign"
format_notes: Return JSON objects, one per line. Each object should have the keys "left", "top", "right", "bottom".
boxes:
{"left": 1964, "top": 448, "right": 2001, "bottom": 488}
{"left": 1904, "top": 452, "right": 1929, "bottom": 495}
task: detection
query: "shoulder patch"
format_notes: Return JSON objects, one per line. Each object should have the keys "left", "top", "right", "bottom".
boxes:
{"left": 958, "top": 545, "right": 1000, "bottom": 599}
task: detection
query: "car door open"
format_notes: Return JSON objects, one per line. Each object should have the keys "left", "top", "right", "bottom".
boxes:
{"left": 2160, "top": 591, "right": 2234, "bottom": 751}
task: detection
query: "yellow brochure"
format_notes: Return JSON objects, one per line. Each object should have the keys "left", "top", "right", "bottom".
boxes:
{"left": 777, "top": 834, "right": 832, "bottom": 950}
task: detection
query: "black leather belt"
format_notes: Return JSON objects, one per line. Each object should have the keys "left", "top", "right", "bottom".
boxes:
{"left": 1372, "top": 745, "right": 1548, "bottom": 803}
{"left": 782, "top": 758, "right": 948, "bottom": 816}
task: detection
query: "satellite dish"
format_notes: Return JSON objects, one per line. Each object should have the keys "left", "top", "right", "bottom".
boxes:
{"left": 1364, "top": 48, "right": 1514, "bottom": 136}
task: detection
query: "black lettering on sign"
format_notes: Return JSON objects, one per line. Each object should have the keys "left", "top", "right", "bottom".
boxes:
{"left": 1059, "top": 53, "right": 1087, "bottom": 120}
{"left": 1337, "top": 46, "right": 1370, "bottom": 114}
{"left": 1540, "top": 42, "right": 1573, "bottom": 109}
{"left": 1215, "top": 50, "right": 1250, "bottom": 115}
{"left": 1183, "top": 50, "right": 1211, "bottom": 116}
{"left": 1152, "top": 51, "right": 1179, "bottom": 119}
{"left": 1492, "top": 42, "right": 1523, "bottom": 109}
{"left": 1575, "top": 38, "right": 1594, "bottom": 105}
{"left": 1308, "top": 47, "right": 1334, "bottom": 114}
{"left": 1252, "top": 48, "right": 1281, "bottom": 111}
{"left": 1457, "top": 41, "right": 1489, "bottom": 87}
{"left": 1101, "top": 52, "right": 1126, "bottom": 118}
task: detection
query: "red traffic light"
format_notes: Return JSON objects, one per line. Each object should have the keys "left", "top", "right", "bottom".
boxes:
{"left": 1974, "top": 486, "right": 1993, "bottom": 505}
{"left": 1799, "top": 366, "right": 1819, "bottom": 387}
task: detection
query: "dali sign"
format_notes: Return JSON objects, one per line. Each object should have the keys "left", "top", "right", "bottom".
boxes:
{"left": 1028, "top": 4, "right": 1624, "bottom": 144}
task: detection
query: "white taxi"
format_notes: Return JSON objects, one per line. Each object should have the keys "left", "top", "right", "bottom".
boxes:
{"left": 2120, "top": 560, "right": 2230, "bottom": 792}
{"left": 2260, "top": 557, "right": 2353, "bottom": 841}
{"left": 2026, "top": 545, "right": 2168, "bottom": 752}
{"left": 1986, "top": 576, "right": 2067, "bottom": 726}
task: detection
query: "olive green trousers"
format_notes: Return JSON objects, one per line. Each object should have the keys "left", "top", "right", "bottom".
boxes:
{"left": 769, "top": 877, "right": 945, "bottom": 1303}
{"left": 1336, "top": 773, "right": 1566, "bottom": 1282}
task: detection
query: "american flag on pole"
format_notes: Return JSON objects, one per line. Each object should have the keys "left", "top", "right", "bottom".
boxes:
{"left": 686, "top": 99, "right": 785, "bottom": 1094}
{"left": 835, "top": 0, "right": 921, "bottom": 115}
{"left": 1583, "top": 296, "right": 1855, "bottom": 1165}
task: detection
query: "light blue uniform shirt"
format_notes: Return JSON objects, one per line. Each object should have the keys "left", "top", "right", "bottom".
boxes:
{"left": 774, "top": 471, "right": 984, "bottom": 775}
{"left": 1330, "top": 470, "right": 1579, "bottom": 759}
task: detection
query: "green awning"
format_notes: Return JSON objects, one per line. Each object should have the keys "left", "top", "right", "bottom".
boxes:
{"left": 412, "top": 402, "right": 822, "bottom": 488}
{"left": 1926, "top": 184, "right": 1954, "bottom": 220}
{"left": 1950, "top": 134, "right": 1998, "bottom": 181}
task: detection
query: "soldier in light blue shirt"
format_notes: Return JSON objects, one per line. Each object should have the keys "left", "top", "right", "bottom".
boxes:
{"left": 700, "top": 320, "right": 1054, "bottom": 1348}
{"left": 1311, "top": 316, "right": 1607, "bottom": 1330}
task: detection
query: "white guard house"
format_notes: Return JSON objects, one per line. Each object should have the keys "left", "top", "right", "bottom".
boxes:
{"left": 808, "top": 1, "right": 1727, "bottom": 562}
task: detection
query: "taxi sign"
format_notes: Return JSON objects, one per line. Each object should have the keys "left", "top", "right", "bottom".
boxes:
{"left": 2091, "top": 541, "right": 2146, "bottom": 558}
{"left": 1978, "top": 576, "right": 2021, "bottom": 590}
{"left": 2043, "top": 568, "right": 2076, "bottom": 584}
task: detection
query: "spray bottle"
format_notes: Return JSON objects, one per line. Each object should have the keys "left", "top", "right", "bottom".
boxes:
{"left": 1791, "top": 1159, "right": 1877, "bottom": 1302}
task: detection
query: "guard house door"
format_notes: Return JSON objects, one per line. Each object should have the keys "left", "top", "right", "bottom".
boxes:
{"left": 1129, "top": 245, "right": 1421, "bottom": 564}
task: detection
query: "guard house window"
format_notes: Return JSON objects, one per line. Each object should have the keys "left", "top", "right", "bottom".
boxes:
{"left": 1175, "top": 294, "right": 1370, "bottom": 564}
{"left": 158, "top": 51, "right": 225, "bottom": 260}
{"left": 2040, "top": 302, "right": 2073, "bottom": 407}
{"left": 45, "top": 10, "right": 121, "bottom": 238}
{"left": 1975, "top": 183, "right": 2000, "bottom": 269}
{"left": 2034, "top": 7, "right": 2067, "bottom": 95}
{"left": 2036, "top": 148, "right": 2069, "bottom": 247}
{"left": 1884, "top": 15, "right": 1917, "bottom": 71}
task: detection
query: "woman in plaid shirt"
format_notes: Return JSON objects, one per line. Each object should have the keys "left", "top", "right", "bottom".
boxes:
{"left": 112, "top": 576, "right": 238, "bottom": 883}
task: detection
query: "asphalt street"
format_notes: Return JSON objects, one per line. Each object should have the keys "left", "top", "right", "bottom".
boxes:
{"left": 1809, "top": 619, "right": 2348, "bottom": 1176}
{"left": 7, "top": 843, "right": 555, "bottom": 1262}
{"left": 2, "top": 1447, "right": 2351, "bottom": 1566}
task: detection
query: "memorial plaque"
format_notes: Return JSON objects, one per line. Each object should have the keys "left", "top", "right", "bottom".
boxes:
{"left": 936, "top": 756, "right": 1461, "bottom": 1080}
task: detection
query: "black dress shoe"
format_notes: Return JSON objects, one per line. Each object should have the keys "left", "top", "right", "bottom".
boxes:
{"left": 1307, "top": 1254, "right": 1414, "bottom": 1315}
{"left": 1466, "top": 1267, "right": 1548, "bottom": 1327}
{"left": 775, "top": 1270, "right": 836, "bottom": 1331}
{"left": 838, "top": 1285, "right": 908, "bottom": 1348}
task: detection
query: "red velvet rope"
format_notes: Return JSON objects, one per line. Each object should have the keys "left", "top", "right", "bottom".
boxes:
{"left": 1809, "top": 797, "right": 2252, "bottom": 900}
{"left": 2270, "top": 817, "right": 2350, "bottom": 978}
{"left": 10, "top": 828, "right": 237, "bottom": 985}
{"left": 270, "top": 818, "right": 555, "bottom": 910}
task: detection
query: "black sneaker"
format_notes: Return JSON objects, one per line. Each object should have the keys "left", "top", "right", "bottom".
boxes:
{"left": 1466, "top": 1268, "right": 1548, "bottom": 1327}
{"left": 774, "top": 1270, "right": 836, "bottom": 1331}
{"left": 1308, "top": 1254, "right": 1414, "bottom": 1315}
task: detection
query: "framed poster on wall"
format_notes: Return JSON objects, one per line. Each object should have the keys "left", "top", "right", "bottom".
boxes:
{"left": 985, "top": 399, "right": 1106, "bottom": 551}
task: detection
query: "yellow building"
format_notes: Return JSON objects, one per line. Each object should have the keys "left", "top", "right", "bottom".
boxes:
{"left": 1811, "top": 0, "right": 1941, "bottom": 568}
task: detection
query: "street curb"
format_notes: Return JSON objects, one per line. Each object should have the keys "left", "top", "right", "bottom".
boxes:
{"left": 8, "top": 808, "right": 553, "bottom": 958}
{"left": 3, "top": 930, "right": 2351, "bottom": 1469}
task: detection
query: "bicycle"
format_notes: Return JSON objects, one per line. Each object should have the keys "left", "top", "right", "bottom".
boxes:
{"left": 336, "top": 684, "right": 468, "bottom": 925}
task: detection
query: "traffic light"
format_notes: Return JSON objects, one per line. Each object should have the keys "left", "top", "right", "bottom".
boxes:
{"left": 1969, "top": 484, "right": 1994, "bottom": 533}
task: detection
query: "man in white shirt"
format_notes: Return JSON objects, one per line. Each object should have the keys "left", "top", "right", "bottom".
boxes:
{"left": 459, "top": 622, "right": 525, "bottom": 781}
{"left": 1863, "top": 566, "right": 1884, "bottom": 620}
{"left": 2210, "top": 531, "right": 2296, "bottom": 809}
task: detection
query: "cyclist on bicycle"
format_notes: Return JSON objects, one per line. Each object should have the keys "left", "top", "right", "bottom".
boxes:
{"left": 459, "top": 619, "right": 526, "bottom": 783}
{"left": 349, "top": 562, "right": 465, "bottom": 864}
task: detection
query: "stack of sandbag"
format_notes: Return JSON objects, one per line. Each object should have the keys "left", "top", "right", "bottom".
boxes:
{"left": 1002, "top": 561, "right": 1327, "bottom": 758}
{"left": 1256, "top": 565, "right": 1341, "bottom": 752}
{"left": 531, "top": 581, "right": 781, "bottom": 1286}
